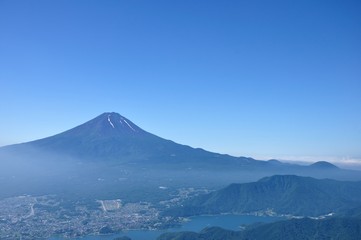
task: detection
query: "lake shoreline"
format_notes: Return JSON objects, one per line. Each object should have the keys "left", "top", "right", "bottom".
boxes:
{"left": 50, "top": 214, "right": 284, "bottom": 240}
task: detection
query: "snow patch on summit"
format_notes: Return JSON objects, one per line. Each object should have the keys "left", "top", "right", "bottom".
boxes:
{"left": 107, "top": 115, "right": 115, "bottom": 128}
{"left": 123, "top": 119, "right": 136, "bottom": 132}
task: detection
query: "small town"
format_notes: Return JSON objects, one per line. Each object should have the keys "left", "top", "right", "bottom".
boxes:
{"left": 0, "top": 195, "right": 175, "bottom": 239}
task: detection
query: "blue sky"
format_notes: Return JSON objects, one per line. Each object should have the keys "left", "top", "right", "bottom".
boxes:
{"left": 1, "top": 0, "right": 360, "bottom": 167}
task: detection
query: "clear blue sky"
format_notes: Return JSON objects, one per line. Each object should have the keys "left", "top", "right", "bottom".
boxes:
{"left": 1, "top": 0, "right": 360, "bottom": 167}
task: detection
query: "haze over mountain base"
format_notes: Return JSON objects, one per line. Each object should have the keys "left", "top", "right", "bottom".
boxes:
{"left": 0, "top": 113, "right": 360, "bottom": 239}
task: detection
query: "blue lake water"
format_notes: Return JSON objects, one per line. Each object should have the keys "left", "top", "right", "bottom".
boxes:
{"left": 53, "top": 215, "right": 282, "bottom": 240}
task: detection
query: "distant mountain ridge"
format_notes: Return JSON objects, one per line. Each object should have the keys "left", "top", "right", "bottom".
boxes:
{"left": 165, "top": 175, "right": 361, "bottom": 217}
{"left": 310, "top": 161, "right": 339, "bottom": 170}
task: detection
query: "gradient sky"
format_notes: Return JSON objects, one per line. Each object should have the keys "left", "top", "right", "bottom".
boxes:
{"left": 1, "top": 0, "right": 360, "bottom": 167}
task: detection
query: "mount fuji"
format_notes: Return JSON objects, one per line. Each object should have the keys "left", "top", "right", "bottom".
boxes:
{"left": 0, "top": 112, "right": 358, "bottom": 200}
{"left": 2, "top": 112, "right": 256, "bottom": 167}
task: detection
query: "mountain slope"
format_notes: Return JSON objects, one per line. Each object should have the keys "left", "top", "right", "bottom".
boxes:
{"left": 157, "top": 217, "right": 361, "bottom": 240}
{"left": 1, "top": 112, "right": 255, "bottom": 167}
{"left": 0, "top": 112, "right": 264, "bottom": 199}
{"left": 0, "top": 113, "right": 360, "bottom": 200}
{"left": 310, "top": 161, "right": 340, "bottom": 170}
{"left": 165, "top": 175, "right": 361, "bottom": 217}
{"left": 0, "top": 112, "right": 347, "bottom": 173}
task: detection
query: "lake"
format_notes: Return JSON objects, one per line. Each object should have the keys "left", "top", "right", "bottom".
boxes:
{"left": 53, "top": 214, "right": 282, "bottom": 240}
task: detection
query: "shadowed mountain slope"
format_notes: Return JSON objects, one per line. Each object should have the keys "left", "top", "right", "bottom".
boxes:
{"left": 165, "top": 175, "right": 361, "bottom": 217}
{"left": 157, "top": 217, "right": 361, "bottom": 240}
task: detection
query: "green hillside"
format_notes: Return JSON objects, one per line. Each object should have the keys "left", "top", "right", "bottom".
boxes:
{"left": 165, "top": 175, "right": 361, "bottom": 217}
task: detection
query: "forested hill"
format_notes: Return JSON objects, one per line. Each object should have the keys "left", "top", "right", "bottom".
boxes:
{"left": 156, "top": 217, "right": 361, "bottom": 240}
{"left": 165, "top": 175, "right": 361, "bottom": 217}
